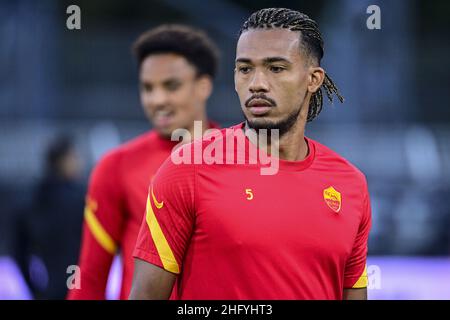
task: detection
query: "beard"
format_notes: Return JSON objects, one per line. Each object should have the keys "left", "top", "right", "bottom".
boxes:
{"left": 243, "top": 104, "right": 302, "bottom": 138}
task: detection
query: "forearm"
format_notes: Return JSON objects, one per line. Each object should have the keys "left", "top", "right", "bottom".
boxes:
{"left": 343, "top": 288, "right": 367, "bottom": 300}
{"left": 67, "top": 229, "right": 114, "bottom": 300}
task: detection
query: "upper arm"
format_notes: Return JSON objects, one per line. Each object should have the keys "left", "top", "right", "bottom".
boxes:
{"left": 343, "top": 178, "right": 372, "bottom": 292}
{"left": 132, "top": 154, "right": 196, "bottom": 284}
{"left": 128, "top": 258, "right": 176, "bottom": 300}
{"left": 84, "top": 152, "right": 125, "bottom": 250}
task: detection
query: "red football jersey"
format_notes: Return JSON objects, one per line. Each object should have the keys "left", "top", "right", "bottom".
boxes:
{"left": 67, "top": 130, "right": 179, "bottom": 300}
{"left": 134, "top": 123, "right": 371, "bottom": 299}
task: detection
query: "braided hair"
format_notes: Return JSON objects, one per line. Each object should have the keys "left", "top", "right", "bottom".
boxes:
{"left": 239, "top": 8, "right": 344, "bottom": 122}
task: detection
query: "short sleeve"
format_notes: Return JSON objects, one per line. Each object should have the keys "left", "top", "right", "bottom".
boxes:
{"left": 343, "top": 178, "right": 372, "bottom": 289}
{"left": 133, "top": 155, "right": 196, "bottom": 274}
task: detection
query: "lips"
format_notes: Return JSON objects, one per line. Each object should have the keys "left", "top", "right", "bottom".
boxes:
{"left": 247, "top": 99, "right": 273, "bottom": 116}
{"left": 249, "top": 106, "right": 272, "bottom": 116}
{"left": 154, "top": 110, "right": 174, "bottom": 127}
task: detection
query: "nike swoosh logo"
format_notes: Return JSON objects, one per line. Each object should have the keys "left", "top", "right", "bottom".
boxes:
{"left": 151, "top": 187, "right": 164, "bottom": 209}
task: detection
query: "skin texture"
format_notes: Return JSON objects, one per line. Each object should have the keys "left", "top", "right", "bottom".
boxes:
{"left": 235, "top": 28, "right": 324, "bottom": 162}
{"left": 129, "top": 28, "right": 366, "bottom": 301}
{"left": 129, "top": 259, "right": 176, "bottom": 300}
{"left": 129, "top": 53, "right": 214, "bottom": 300}
{"left": 139, "top": 53, "right": 212, "bottom": 139}
{"left": 58, "top": 148, "right": 82, "bottom": 180}
{"left": 235, "top": 28, "right": 366, "bottom": 300}
{"left": 343, "top": 288, "right": 368, "bottom": 300}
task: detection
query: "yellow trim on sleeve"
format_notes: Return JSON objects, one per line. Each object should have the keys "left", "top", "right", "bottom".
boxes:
{"left": 84, "top": 199, "right": 117, "bottom": 255}
{"left": 352, "top": 265, "right": 368, "bottom": 288}
{"left": 145, "top": 196, "right": 180, "bottom": 274}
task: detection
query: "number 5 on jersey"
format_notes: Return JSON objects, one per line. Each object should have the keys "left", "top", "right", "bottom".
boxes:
{"left": 245, "top": 188, "right": 253, "bottom": 201}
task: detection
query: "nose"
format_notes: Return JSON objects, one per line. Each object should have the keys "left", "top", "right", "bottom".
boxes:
{"left": 147, "top": 88, "right": 168, "bottom": 109}
{"left": 249, "top": 70, "right": 269, "bottom": 93}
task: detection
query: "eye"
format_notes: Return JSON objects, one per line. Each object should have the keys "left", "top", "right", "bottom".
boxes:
{"left": 270, "top": 66, "right": 285, "bottom": 73}
{"left": 165, "top": 81, "right": 181, "bottom": 92}
{"left": 238, "top": 66, "right": 252, "bottom": 74}
{"left": 141, "top": 83, "right": 152, "bottom": 92}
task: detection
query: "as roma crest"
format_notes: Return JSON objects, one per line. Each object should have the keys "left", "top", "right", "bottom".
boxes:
{"left": 323, "top": 186, "right": 342, "bottom": 213}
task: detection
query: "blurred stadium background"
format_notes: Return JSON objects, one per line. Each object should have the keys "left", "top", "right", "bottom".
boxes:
{"left": 0, "top": 0, "right": 449, "bottom": 299}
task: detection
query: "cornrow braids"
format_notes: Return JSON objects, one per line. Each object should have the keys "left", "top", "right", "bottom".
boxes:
{"left": 239, "top": 8, "right": 344, "bottom": 122}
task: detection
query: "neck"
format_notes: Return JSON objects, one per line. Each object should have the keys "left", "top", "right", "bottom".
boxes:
{"left": 276, "top": 121, "right": 309, "bottom": 161}
{"left": 244, "top": 108, "right": 309, "bottom": 162}
{"left": 187, "top": 111, "right": 209, "bottom": 137}
{"left": 179, "top": 109, "right": 209, "bottom": 144}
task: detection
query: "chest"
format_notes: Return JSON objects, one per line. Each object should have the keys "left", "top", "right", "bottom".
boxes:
{"left": 195, "top": 167, "right": 363, "bottom": 259}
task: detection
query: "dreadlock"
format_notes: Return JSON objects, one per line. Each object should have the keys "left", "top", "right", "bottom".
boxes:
{"left": 239, "top": 8, "right": 344, "bottom": 122}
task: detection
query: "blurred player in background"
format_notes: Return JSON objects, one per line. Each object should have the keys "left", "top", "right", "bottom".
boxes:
{"left": 13, "top": 135, "right": 84, "bottom": 299}
{"left": 130, "top": 8, "right": 371, "bottom": 300}
{"left": 67, "top": 25, "right": 220, "bottom": 300}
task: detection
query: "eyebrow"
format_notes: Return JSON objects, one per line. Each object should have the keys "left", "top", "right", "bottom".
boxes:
{"left": 140, "top": 77, "right": 180, "bottom": 84}
{"left": 235, "top": 57, "right": 292, "bottom": 65}
{"left": 163, "top": 78, "right": 181, "bottom": 85}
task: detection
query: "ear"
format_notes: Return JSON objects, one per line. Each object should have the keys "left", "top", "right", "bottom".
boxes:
{"left": 308, "top": 67, "right": 325, "bottom": 94}
{"left": 196, "top": 76, "right": 213, "bottom": 102}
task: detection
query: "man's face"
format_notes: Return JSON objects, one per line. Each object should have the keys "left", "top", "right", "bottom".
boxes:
{"left": 235, "top": 28, "right": 312, "bottom": 134}
{"left": 139, "top": 53, "right": 209, "bottom": 138}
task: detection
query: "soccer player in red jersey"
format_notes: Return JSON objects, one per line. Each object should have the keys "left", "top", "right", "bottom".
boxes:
{"left": 130, "top": 9, "right": 371, "bottom": 300}
{"left": 67, "top": 25, "right": 220, "bottom": 300}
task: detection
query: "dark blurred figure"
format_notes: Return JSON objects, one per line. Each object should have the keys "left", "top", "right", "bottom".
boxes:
{"left": 12, "top": 135, "right": 85, "bottom": 299}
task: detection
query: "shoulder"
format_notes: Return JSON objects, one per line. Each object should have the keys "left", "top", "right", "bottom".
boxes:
{"left": 199, "top": 123, "right": 245, "bottom": 151}
{"left": 95, "top": 131, "right": 155, "bottom": 168}
{"left": 115, "top": 130, "right": 158, "bottom": 155}
{"left": 155, "top": 123, "right": 244, "bottom": 179}
{"left": 89, "top": 131, "right": 155, "bottom": 184}
{"left": 310, "top": 138, "right": 368, "bottom": 187}
{"left": 154, "top": 126, "right": 233, "bottom": 178}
